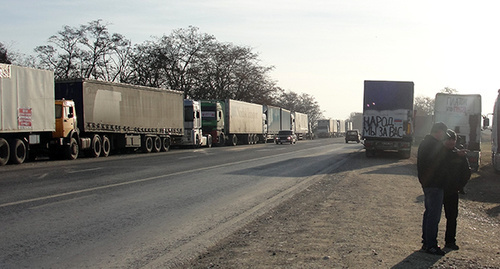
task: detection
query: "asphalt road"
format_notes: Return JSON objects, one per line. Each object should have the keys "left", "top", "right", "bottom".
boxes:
{"left": 0, "top": 138, "right": 362, "bottom": 268}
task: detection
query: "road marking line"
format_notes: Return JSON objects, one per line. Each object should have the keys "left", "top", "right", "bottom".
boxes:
{"left": 66, "top": 167, "right": 103, "bottom": 174}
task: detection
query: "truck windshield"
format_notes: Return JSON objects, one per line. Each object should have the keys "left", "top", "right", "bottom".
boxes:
{"left": 184, "top": 106, "right": 194, "bottom": 121}
{"left": 55, "top": 104, "right": 62, "bottom": 119}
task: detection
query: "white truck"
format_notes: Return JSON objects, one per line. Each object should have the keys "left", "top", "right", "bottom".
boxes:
{"left": 292, "top": 112, "right": 309, "bottom": 140}
{"left": 434, "top": 93, "right": 482, "bottom": 171}
{"left": 337, "top": 119, "right": 346, "bottom": 137}
{"left": 224, "top": 99, "right": 266, "bottom": 145}
{"left": 264, "top": 105, "right": 281, "bottom": 142}
{"left": 492, "top": 90, "right": 500, "bottom": 172}
{"left": 316, "top": 119, "right": 335, "bottom": 138}
{"left": 181, "top": 100, "right": 212, "bottom": 147}
{"left": 280, "top": 108, "right": 291, "bottom": 131}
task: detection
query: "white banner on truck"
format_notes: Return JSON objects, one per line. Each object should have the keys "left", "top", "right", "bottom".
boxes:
{"left": 363, "top": 109, "right": 408, "bottom": 138}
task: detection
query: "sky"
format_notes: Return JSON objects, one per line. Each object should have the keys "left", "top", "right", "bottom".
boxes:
{"left": 2, "top": 0, "right": 500, "bottom": 120}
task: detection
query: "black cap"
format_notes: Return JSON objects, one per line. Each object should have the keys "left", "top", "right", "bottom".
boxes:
{"left": 430, "top": 122, "right": 448, "bottom": 134}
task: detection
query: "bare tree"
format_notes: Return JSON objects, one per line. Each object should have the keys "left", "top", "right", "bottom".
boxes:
{"left": 414, "top": 95, "right": 435, "bottom": 116}
{"left": 35, "top": 25, "right": 83, "bottom": 79}
{"left": 0, "top": 42, "right": 12, "bottom": 64}
{"left": 275, "top": 90, "right": 323, "bottom": 129}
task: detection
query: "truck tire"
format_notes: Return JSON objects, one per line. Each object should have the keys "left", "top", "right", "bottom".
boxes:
{"left": 153, "top": 136, "right": 162, "bottom": 152}
{"left": 161, "top": 137, "right": 170, "bottom": 152}
{"left": 207, "top": 135, "right": 213, "bottom": 148}
{"left": 218, "top": 134, "right": 225, "bottom": 147}
{"left": 142, "top": 136, "right": 153, "bottom": 153}
{"left": 10, "top": 139, "right": 26, "bottom": 164}
{"left": 65, "top": 137, "right": 79, "bottom": 160}
{"left": 194, "top": 134, "right": 201, "bottom": 148}
{"left": 0, "top": 138, "right": 10, "bottom": 166}
{"left": 90, "top": 134, "right": 102, "bottom": 158}
{"left": 101, "top": 136, "right": 111, "bottom": 157}
{"left": 230, "top": 134, "right": 238, "bottom": 146}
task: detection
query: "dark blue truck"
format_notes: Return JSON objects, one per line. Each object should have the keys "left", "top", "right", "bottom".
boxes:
{"left": 363, "top": 80, "right": 415, "bottom": 158}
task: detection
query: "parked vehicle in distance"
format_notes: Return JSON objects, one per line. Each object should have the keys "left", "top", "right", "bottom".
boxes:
{"left": 292, "top": 112, "right": 309, "bottom": 140}
{"left": 316, "top": 119, "right": 335, "bottom": 138}
{"left": 275, "top": 130, "right": 297, "bottom": 144}
{"left": 345, "top": 129, "right": 361, "bottom": 143}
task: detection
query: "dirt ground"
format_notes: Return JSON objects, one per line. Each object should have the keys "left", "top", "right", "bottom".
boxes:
{"left": 184, "top": 136, "right": 500, "bottom": 269}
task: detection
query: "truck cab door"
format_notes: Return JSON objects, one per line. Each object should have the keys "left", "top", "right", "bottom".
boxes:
{"left": 54, "top": 101, "right": 76, "bottom": 139}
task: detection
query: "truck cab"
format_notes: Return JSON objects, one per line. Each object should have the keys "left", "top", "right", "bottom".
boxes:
{"left": 53, "top": 100, "right": 77, "bottom": 139}
{"left": 201, "top": 100, "right": 225, "bottom": 146}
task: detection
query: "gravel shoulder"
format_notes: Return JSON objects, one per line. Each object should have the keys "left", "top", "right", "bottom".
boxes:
{"left": 184, "top": 141, "right": 500, "bottom": 268}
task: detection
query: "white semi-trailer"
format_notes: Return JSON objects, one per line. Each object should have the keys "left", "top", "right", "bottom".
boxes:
{"left": 434, "top": 93, "right": 482, "bottom": 171}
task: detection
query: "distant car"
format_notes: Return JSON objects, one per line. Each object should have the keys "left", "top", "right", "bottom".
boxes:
{"left": 275, "top": 130, "right": 297, "bottom": 144}
{"left": 345, "top": 129, "right": 361, "bottom": 143}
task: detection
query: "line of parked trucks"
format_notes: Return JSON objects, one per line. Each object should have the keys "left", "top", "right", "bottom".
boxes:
{"left": 0, "top": 64, "right": 310, "bottom": 166}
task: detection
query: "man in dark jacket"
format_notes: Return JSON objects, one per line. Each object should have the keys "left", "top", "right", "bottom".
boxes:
{"left": 417, "top": 122, "right": 449, "bottom": 256}
{"left": 443, "top": 129, "right": 471, "bottom": 250}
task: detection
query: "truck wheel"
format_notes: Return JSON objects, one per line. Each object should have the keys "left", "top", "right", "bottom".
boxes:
{"left": 101, "top": 136, "right": 111, "bottom": 157}
{"left": 161, "top": 137, "right": 170, "bottom": 152}
{"left": 194, "top": 135, "right": 201, "bottom": 148}
{"left": 231, "top": 135, "right": 238, "bottom": 146}
{"left": 90, "top": 135, "right": 102, "bottom": 158}
{"left": 142, "top": 136, "right": 153, "bottom": 153}
{"left": 153, "top": 136, "right": 162, "bottom": 152}
{"left": 0, "top": 138, "right": 9, "bottom": 166}
{"left": 207, "top": 135, "right": 213, "bottom": 148}
{"left": 10, "top": 139, "right": 26, "bottom": 164}
{"left": 218, "top": 134, "right": 225, "bottom": 147}
{"left": 65, "top": 137, "right": 79, "bottom": 160}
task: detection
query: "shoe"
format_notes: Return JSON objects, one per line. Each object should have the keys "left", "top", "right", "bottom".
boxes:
{"left": 445, "top": 243, "right": 459, "bottom": 250}
{"left": 426, "top": 246, "right": 445, "bottom": 256}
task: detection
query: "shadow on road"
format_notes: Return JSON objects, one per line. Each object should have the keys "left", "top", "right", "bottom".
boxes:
{"left": 391, "top": 250, "right": 442, "bottom": 269}
{"left": 461, "top": 163, "right": 500, "bottom": 218}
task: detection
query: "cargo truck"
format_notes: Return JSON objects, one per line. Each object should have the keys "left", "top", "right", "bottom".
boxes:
{"left": 434, "top": 93, "right": 481, "bottom": 171}
{"left": 337, "top": 119, "right": 346, "bottom": 137}
{"left": 315, "top": 119, "right": 335, "bottom": 138}
{"left": 292, "top": 112, "right": 309, "bottom": 140}
{"left": 0, "top": 64, "right": 63, "bottom": 165}
{"left": 181, "top": 100, "right": 212, "bottom": 148}
{"left": 280, "top": 108, "right": 291, "bottom": 131}
{"left": 264, "top": 105, "right": 282, "bottom": 142}
{"left": 363, "top": 80, "right": 414, "bottom": 158}
{"left": 55, "top": 79, "right": 184, "bottom": 157}
{"left": 492, "top": 90, "right": 500, "bottom": 172}
{"left": 201, "top": 99, "right": 265, "bottom": 146}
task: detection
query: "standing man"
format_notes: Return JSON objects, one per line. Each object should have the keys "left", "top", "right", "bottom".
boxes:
{"left": 417, "top": 122, "right": 449, "bottom": 255}
{"left": 443, "top": 129, "right": 471, "bottom": 250}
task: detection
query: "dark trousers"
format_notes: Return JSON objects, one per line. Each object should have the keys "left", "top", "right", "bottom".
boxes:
{"left": 443, "top": 192, "right": 459, "bottom": 244}
{"left": 422, "top": 187, "right": 444, "bottom": 248}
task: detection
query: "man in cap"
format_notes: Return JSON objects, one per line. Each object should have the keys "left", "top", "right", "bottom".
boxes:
{"left": 417, "top": 122, "right": 449, "bottom": 255}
